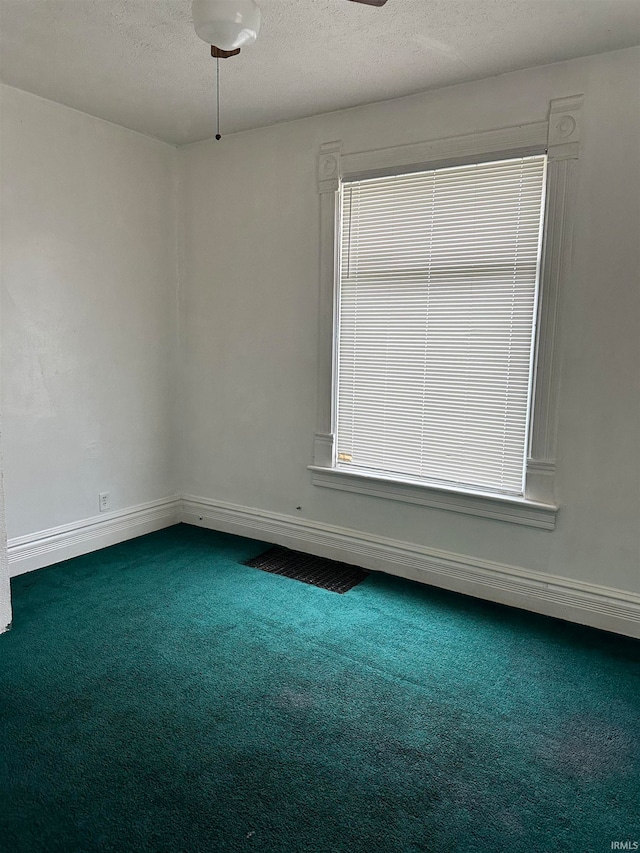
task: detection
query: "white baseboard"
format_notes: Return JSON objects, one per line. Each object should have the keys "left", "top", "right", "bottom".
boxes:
{"left": 181, "top": 494, "right": 640, "bottom": 639}
{"left": 7, "top": 493, "right": 639, "bottom": 640}
{"left": 8, "top": 496, "right": 181, "bottom": 577}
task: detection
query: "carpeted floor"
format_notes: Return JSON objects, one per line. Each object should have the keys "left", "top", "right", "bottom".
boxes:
{"left": 1, "top": 524, "right": 639, "bottom": 853}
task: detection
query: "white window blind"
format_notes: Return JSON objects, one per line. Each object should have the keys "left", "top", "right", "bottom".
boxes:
{"left": 336, "top": 155, "right": 547, "bottom": 496}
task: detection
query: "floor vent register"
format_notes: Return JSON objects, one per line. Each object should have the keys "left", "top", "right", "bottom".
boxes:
{"left": 243, "top": 546, "right": 369, "bottom": 594}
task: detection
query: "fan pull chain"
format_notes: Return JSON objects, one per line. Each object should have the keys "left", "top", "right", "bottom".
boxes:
{"left": 215, "top": 56, "right": 221, "bottom": 141}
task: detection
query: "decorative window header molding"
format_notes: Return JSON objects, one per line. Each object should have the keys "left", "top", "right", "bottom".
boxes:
{"left": 318, "top": 122, "right": 548, "bottom": 192}
{"left": 312, "top": 95, "right": 583, "bottom": 526}
{"left": 317, "top": 97, "right": 583, "bottom": 195}
{"left": 548, "top": 94, "right": 584, "bottom": 159}
{"left": 317, "top": 140, "right": 342, "bottom": 193}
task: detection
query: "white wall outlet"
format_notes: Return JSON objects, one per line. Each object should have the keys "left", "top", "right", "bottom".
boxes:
{"left": 98, "top": 492, "right": 110, "bottom": 513}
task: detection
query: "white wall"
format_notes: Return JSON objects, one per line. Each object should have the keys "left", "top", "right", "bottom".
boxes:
{"left": 1, "top": 85, "right": 178, "bottom": 540}
{"left": 178, "top": 48, "right": 640, "bottom": 598}
{"left": 0, "top": 419, "right": 11, "bottom": 631}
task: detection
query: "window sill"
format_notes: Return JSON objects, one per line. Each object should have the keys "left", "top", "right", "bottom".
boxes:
{"left": 308, "top": 465, "right": 557, "bottom": 530}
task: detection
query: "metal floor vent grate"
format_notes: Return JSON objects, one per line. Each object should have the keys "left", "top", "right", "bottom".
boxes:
{"left": 243, "top": 546, "right": 369, "bottom": 594}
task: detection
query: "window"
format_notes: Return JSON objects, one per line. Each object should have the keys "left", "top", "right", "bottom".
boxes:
{"left": 311, "top": 97, "right": 583, "bottom": 529}
{"left": 335, "top": 155, "right": 547, "bottom": 497}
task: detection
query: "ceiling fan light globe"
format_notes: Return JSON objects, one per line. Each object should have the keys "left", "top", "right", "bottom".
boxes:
{"left": 191, "top": 0, "right": 261, "bottom": 51}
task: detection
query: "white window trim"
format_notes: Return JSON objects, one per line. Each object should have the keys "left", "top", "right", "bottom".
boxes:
{"left": 310, "top": 96, "right": 583, "bottom": 530}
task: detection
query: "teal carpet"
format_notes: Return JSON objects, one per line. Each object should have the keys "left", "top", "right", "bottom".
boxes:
{"left": 1, "top": 524, "right": 639, "bottom": 852}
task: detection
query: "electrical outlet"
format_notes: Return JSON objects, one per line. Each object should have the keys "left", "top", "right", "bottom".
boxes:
{"left": 99, "top": 492, "right": 110, "bottom": 513}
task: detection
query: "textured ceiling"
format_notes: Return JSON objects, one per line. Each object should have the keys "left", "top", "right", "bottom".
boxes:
{"left": 1, "top": 0, "right": 639, "bottom": 146}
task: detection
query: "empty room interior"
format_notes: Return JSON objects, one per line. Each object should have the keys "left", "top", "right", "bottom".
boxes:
{"left": 1, "top": 1, "right": 639, "bottom": 851}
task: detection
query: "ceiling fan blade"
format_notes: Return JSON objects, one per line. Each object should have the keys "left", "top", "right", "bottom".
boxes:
{"left": 347, "top": 0, "right": 389, "bottom": 6}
